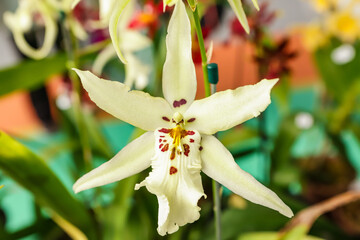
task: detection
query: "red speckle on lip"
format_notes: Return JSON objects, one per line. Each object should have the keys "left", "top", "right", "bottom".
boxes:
{"left": 160, "top": 135, "right": 165, "bottom": 138}
{"left": 159, "top": 139, "right": 162, "bottom": 143}
{"left": 170, "top": 148, "right": 176, "bottom": 160}
{"left": 161, "top": 144, "right": 169, "bottom": 152}
{"left": 170, "top": 166, "right": 178, "bottom": 175}
{"left": 159, "top": 144, "right": 163, "bottom": 149}
{"left": 183, "top": 144, "right": 190, "bottom": 156}
{"left": 162, "top": 116, "right": 170, "bottom": 122}
{"left": 187, "top": 118, "right": 196, "bottom": 122}
{"left": 159, "top": 128, "right": 171, "bottom": 133}
{"left": 189, "top": 139, "right": 194, "bottom": 143}
{"left": 187, "top": 131, "right": 195, "bottom": 136}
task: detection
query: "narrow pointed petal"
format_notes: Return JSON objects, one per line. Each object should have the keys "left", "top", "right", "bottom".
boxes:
{"left": 73, "top": 132, "right": 154, "bottom": 193}
{"left": 124, "top": 53, "right": 150, "bottom": 90}
{"left": 201, "top": 135, "right": 293, "bottom": 218}
{"left": 69, "top": 18, "right": 88, "bottom": 41}
{"left": 92, "top": 44, "right": 116, "bottom": 76}
{"left": 163, "top": 0, "right": 178, "bottom": 9}
{"left": 109, "top": 0, "right": 131, "bottom": 64}
{"left": 71, "top": 0, "right": 81, "bottom": 9}
{"left": 251, "top": 0, "right": 260, "bottom": 11}
{"left": 228, "top": 0, "right": 250, "bottom": 33}
{"left": 73, "top": 69, "right": 173, "bottom": 131}
{"left": 121, "top": 30, "right": 152, "bottom": 52}
{"left": 162, "top": 1, "right": 197, "bottom": 113}
{"left": 184, "top": 79, "right": 278, "bottom": 135}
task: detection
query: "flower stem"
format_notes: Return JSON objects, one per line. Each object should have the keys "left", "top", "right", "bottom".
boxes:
{"left": 60, "top": 12, "right": 92, "bottom": 170}
{"left": 210, "top": 82, "right": 222, "bottom": 240}
{"left": 191, "top": 7, "right": 211, "bottom": 97}
{"left": 191, "top": 5, "right": 221, "bottom": 239}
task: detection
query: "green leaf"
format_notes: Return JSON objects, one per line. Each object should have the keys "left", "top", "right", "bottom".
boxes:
{"left": 0, "top": 53, "right": 67, "bottom": 97}
{"left": 0, "top": 131, "right": 96, "bottom": 239}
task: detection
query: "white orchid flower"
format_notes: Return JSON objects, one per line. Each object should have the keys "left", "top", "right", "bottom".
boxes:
{"left": 3, "top": 0, "right": 87, "bottom": 59}
{"left": 92, "top": 0, "right": 152, "bottom": 89}
{"left": 3, "top": 0, "right": 57, "bottom": 59}
{"left": 73, "top": 1, "right": 293, "bottom": 236}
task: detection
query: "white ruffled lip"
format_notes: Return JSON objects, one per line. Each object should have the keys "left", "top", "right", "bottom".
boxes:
{"left": 135, "top": 127, "right": 206, "bottom": 235}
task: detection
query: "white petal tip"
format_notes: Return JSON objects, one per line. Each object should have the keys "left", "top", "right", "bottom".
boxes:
{"left": 261, "top": 78, "right": 279, "bottom": 88}
{"left": 279, "top": 206, "right": 294, "bottom": 218}
{"left": 72, "top": 182, "right": 83, "bottom": 194}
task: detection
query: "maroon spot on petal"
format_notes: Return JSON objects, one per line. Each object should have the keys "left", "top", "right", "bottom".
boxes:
{"left": 159, "top": 128, "right": 171, "bottom": 134}
{"left": 183, "top": 144, "right": 190, "bottom": 157}
{"left": 159, "top": 144, "right": 163, "bottom": 149}
{"left": 180, "top": 99, "right": 186, "bottom": 105}
{"left": 199, "top": 146, "right": 203, "bottom": 151}
{"left": 173, "top": 99, "right": 187, "bottom": 108}
{"left": 187, "top": 118, "right": 196, "bottom": 123}
{"left": 186, "top": 131, "right": 195, "bottom": 136}
{"left": 161, "top": 144, "right": 169, "bottom": 152}
{"left": 170, "top": 166, "right": 178, "bottom": 175}
{"left": 170, "top": 148, "right": 176, "bottom": 160}
{"left": 162, "top": 116, "right": 170, "bottom": 122}
{"left": 189, "top": 139, "right": 194, "bottom": 143}
{"left": 159, "top": 135, "right": 165, "bottom": 138}
{"left": 159, "top": 139, "right": 162, "bottom": 143}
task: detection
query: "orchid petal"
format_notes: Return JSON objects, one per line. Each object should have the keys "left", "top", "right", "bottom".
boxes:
{"left": 92, "top": 44, "right": 117, "bottom": 76}
{"left": 228, "top": 0, "right": 250, "bottom": 33}
{"left": 71, "top": 0, "right": 81, "bottom": 9}
{"left": 69, "top": 18, "right": 88, "bottom": 41}
{"left": 99, "top": 0, "right": 117, "bottom": 23}
{"left": 201, "top": 135, "right": 293, "bottom": 218}
{"left": 73, "top": 132, "right": 154, "bottom": 193}
{"left": 162, "top": 1, "right": 197, "bottom": 113}
{"left": 73, "top": 69, "right": 173, "bottom": 131}
{"left": 109, "top": 0, "right": 131, "bottom": 64}
{"left": 163, "top": 0, "right": 178, "bottom": 10}
{"left": 135, "top": 128, "right": 205, "bottom": 235}
{"left": 124, "top": 53, "right": 150, "bottom": 90}
{"left": 3, "top": 3, "right": 57, "bottom": 60}
{"left": 184, "top": 79, "right": 278, "bottom": 135}
{"left": 121, "top": 30, "right": 152, "bottom": 52}
{"left": 252, "top": 0, "right": 260, "bottom": 11}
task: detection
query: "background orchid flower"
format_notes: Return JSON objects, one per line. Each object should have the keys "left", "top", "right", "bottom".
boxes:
{"left": 3, "top": 0, "right": 87, "bottom": 59}
{"left": 3, "top": 0, "right": 57, "bottom": 60}
{"left": 72, "top": 0, "right": 293, "bottom": 236}
{"left": 92, "top": 0, "right": 152, "bottom": 89}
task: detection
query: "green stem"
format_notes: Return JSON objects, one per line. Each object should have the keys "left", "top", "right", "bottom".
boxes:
{"left": 191, "top": 4, "right": 221, "bottom": 239}
{"left": 210, "top": 84, "right": 222, "bottom": 240}
{"left": 60, "top": 12, "right": 92, "bottom": 170}
{"left": 192, "top": 7, "right": 211, "bottom": 97}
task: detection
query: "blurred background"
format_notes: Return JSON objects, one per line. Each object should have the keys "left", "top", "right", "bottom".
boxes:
{"left": 0, "top": 0, "right": 360, "bottom": 239}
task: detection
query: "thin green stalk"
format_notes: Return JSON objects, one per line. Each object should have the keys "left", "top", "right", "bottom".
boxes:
{"left": 60, "top": 12, "right": 92, "bottom": 170}
{"left": 192, "top": 7, "right": 211, "bottom": 97}
{"left": 191, "top": 5, "right": 222, "bottom": 239}
{"left": 210, "top": 84, "right": 222, "bottom": 240}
